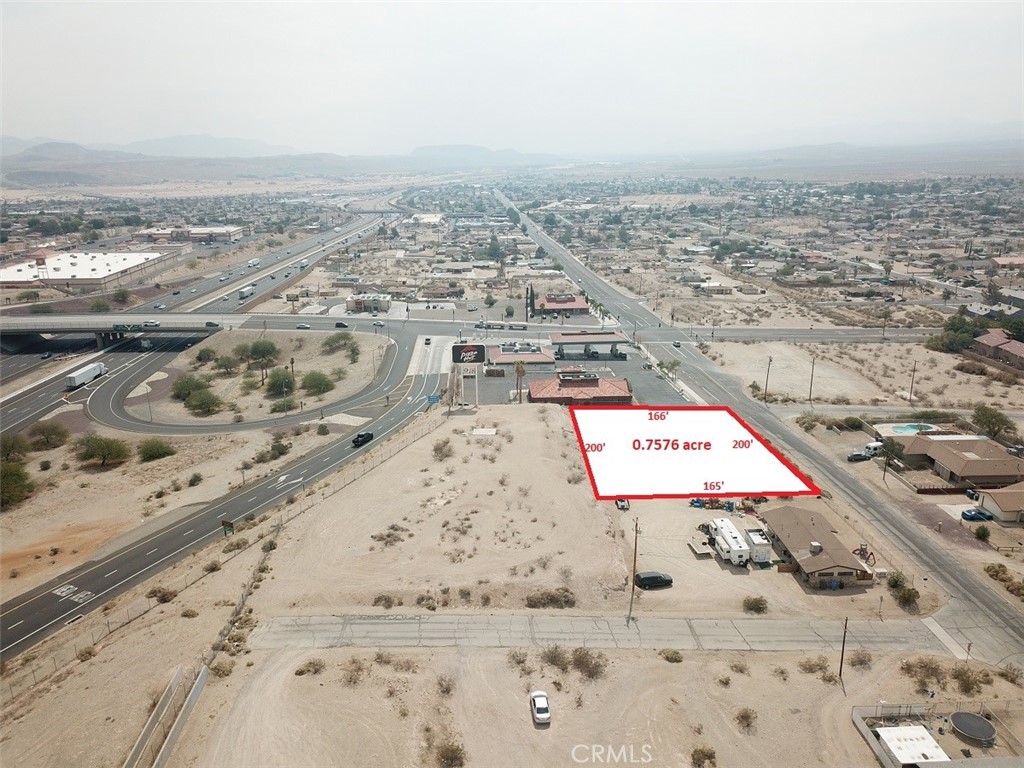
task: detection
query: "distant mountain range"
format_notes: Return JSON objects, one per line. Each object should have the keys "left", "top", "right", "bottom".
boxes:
{"left": 0, "top": 132, "right": 1020, "bottom": 188}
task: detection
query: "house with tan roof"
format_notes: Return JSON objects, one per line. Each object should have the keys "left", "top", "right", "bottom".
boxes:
{"left": 978, "top": 482, "right": 1024, "bottom": 523}
{"left": 760, "top": 506, "right": 874, "bottom": 589}
{"left": 893, "top": 434, "right": 1024, "bottom": 488}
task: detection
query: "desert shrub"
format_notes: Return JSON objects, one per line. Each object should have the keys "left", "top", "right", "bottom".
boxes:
{"left": 571, "top": 647, "right": 608, "bottom": 679}
{"left": 373, "top": 593, "right": 396, "bottom": 609}
{"left": 269, "top": 397, "right": 296, "bottom": 413}
{"left": 195, "top": 347, "right": 217, "bottom": 363}
{"left": 185, "top": 389, "right": 223, "bottom": 415}
{"left": 742, "top": 596, "right": 768, "bottom": 614}
{"left": 436, "top": 740, "right": 467, "bottom": 768}
{"left": 261, "top": 539, "right": 277, "bottom": 552}
{"left": 38, "top": 459, "right": 51, "bottom": 471}
{"left": 203, "top": 560, "right": 222, "bottom": 573}
{"left": 222, "top": 537, "right": 249, "bottom": 553}
{"left": 798, "top": 656, "right": 829, "bottom": 674}
{"left": 302, "top": 371, "right": 335, "bottom": 396}
{"left": 542, "top": 645, "right": 571, "bottom": 672}
{"left": 188, "top": 472, "right": 203, "bottom": 486}
{"left": 180, "top": 608, "right": 199, "bottom": 618}
{"left": 772, "top": 666, "right": 789, "bottom": 681}
{"left": 343, "top": 658, "right": 367, "bottom": 686}
{"left": 691, "top": 746, "right": 717, "bottom": 767}
{"left": 717, "top": 675, "right": 731, "bottom": 687}
{"left": 951, "top": 665, "right": 993, "bottom": 695}
{"left": 900, "top": 657, "right": 947, "bottom": 693}
{"left": 210, "top": 658, "right": 235, "bottom": 678}
{"left": 295, "top": 658, "right": 326, "bottom": 676}
{"left": 507, "top": 649, "right": 528, "bottom": 668}
{"left": 138, "top": 438, "right": 176, "bottom": 462}
{"left": 1, "top": 462, "right": 35, "bottom": 506}
{"left": 997, "top": 663, "right": 1023, "bottom": 686}
{"left": 525, "top": 588, "right": 576, "bottom": 609}
{"left": 887, "top": 570, "right": 906, "bottom": 589}
{"left": 171, "top": 373, "right": 210, "bottom": 401}
{"left": 730, "top": 661, "right": 749, "bottom": 675}
{"left": 28, "top": 422, "right": 69, "bottom": 449}
{"left": 659, "top": 649, "right": 683, "bottom": 663}
{"left": 894, "top": 585, "right": 920, "bottom": 608}
{"left": 735, "top": 707, "right": 757, "bottom": 732}
{"left": 432, "top": 437, "right": 454, "bottom": 461}
{"left": 849, "top": 650, "right": 872, "bottom": 668}
{"left": 146, "top": 586, "right": 178, "bottom": 603}
{"left": 317, "top": 423, "right": 330, "bottom": 435}
{"left": 437, "top": 674, "right": 455, "bottom": 696}
{"left": 954, "top": 360, "right": 988, "bottom": 375}
{"left": 77, "top": 645, "right": 97, "bottom": 662}
{"left": 975, "top": 525, "right": 991, "bottom": 542}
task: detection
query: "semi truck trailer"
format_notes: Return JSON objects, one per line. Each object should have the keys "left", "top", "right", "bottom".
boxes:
{"left": 238, "top": 285, "right": 255, "bottom": 301}
{"left": 65, "top": 362, "right": 108, "bottom": 389}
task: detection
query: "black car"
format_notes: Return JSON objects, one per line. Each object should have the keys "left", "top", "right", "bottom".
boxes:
{"left": 172, "top": 290, "right": 181, "bottom": 295}
{"left": 334, "top": 321, "right": 349, "bottom": 328}
{"left": 40, "top": 351, "right": 52, "bottom": 359}
{"left": 352, "top": 432, "right": 373, "bottom": 447}
{"left": 204, "top": 321, "right": 220, "bottom": 328}
{"left": 634, "top": 572, "right": 673, "bottom": 590}
{"left": 847, "top": 451, "right": 871, "bottom": 462}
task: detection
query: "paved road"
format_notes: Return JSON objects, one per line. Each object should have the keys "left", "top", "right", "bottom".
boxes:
{"left": 249, "top": 613, "right": 948, "bottom": 654}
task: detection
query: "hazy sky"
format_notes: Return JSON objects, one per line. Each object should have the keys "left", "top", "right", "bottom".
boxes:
{"left": 3, "top": 1, "right": 1022, "bottom": 156}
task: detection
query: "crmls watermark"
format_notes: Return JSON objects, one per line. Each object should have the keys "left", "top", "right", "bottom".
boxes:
{"left": 571, "top": 744, "right": 654, "bottom": 764}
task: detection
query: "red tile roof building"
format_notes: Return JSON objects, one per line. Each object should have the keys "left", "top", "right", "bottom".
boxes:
{"left": 527, "top": 368, "right": 633, "bottom": 404}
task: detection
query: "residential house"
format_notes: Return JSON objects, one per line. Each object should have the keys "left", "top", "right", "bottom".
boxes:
{"left": 759, "top": 506, "right": 874, "bottom": 589}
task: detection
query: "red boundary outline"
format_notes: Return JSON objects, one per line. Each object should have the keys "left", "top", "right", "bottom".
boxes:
{"left": 568, "top": 404, "right": 822, "bottom": 500}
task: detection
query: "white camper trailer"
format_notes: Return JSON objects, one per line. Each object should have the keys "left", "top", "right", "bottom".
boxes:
{"left": 743, "top": 527, "right": 773, "bottom": 564}
{"left": 708, "top": 517, "right": 750, "bottom": 567}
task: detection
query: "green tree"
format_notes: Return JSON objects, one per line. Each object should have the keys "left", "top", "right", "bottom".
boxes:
{"left": 185, "top": 389, "right": 223, "bottom": 416}
{"left": 504, "top": 304, "right": 514, "bottom": 318}
{"left": 972, "top": 404, "right": 1018, "bottom": 440}
{"left": 347, "top": 340, "right": 361, "bottom": 363}
{"left": 112, "top": 288, "right": 130, "bottom": 304}
{"left": 302, "top": 371, "right": 335, "bottom": 396}
{"left": 75, "top": 434, "right": 131, "bottom": 467}
{"left": 487, "top": 234, "right": 502, "bottom": 261}
{"left": 266, "top": 368, "right": 295, "bottom": 397}
{"left": 171, "top": 374, "right": 210, "bottom": 401}
{"left": 29, "top": 303, "right": 55, "bottom": 314}
{"left": 0, "top": 462, "right": 35, "bottom": 507}
{"left": 214, "top": 355, "right": 239, "bottom": 375}
{"left": 28, "top": 422, "right": 69, "bottom": 449}
{"left": 1, "top": 433, "right": 31, "bottom": 462}
{"left": 618, "top": 224, "right": 630, "bottom": 245}
{"left": 233, "top": 343, "right": 253, "bottom": 366}
{"left": 484, "top": 294, "right": 497, "bottom": 308}
{"left": 321, "top": 332, "right": 351, "bottom": 354}
{"left": 195, "top": 347, "right": 216, "bottom": 364}
{"left": 983, "top": 281, "right": 1004, "bottom": 306}
{"left": 137, "top": 438, "right": 177, "bottom": 462}
{"left": 881, "top": 437, "right": 905, "bottom": 462}
{"left": 249, "top": 340, "right": 280, "bottom": 368}
{"left": 543, "top": 213, "right": 557, "bottom": 227}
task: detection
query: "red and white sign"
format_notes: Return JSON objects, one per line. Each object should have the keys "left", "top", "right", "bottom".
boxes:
{"left": 569, "top": 404, "right": 820, "bottom": 500}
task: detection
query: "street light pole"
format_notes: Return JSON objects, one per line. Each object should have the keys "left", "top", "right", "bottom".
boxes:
{"left": 764, "top": 356, "right": 773, "bottom": 405}
{"left": 808, "top": 356, "right": 816, "bottom": 404}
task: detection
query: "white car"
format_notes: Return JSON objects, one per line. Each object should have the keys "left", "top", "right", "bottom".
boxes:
{"left": 296, "top": 323, "right": 311, "bottom": 330}
{"left": 143, "top": 320, "right": 160, "bottom": 327}
{"left": 529, "top": 691, "right": 550, "bottom": 724}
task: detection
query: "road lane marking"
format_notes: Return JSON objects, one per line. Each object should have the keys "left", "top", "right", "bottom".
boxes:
{"left": 182, "top": 529, "right": 194, "bottom": 536}
{"left": 9, "top": 620, "right": 23, "bottom": 629}
{"left": 104, "top": 570, "right": 117, "bottom": 577}
{"left": 146, "top": 548, "right": 158, "bottom": 555}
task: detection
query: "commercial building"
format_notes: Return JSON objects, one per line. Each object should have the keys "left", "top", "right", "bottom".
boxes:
{"left": 760, "top": 506, "right": 874, "bottom": 589}
{"left": 134, "top": 225, "right": 246, "bottom": 243}
{"left": 527, "top": 368, "right": 632, "bottom": 405}
{"left": 0, "top": 249, "right": 177, "bottom": 291}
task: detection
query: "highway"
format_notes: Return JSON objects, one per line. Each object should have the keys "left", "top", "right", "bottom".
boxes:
{"left": 497, "top": 189, "right": 1024, "bottom": 667}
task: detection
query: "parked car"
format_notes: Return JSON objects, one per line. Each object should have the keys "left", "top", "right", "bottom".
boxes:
{"left": 634, "top": 572, "right": 673, "bottom": 590}
{"left": 529, "top": 691, "right": 551, "bottom": 724}
{"left": 847, "top": 451, "right": 871, "bottom": 462}
{"left": 143, "top": 320, "right": 160, "bottom": 327}
{"left": 334, "top": 321, "right": 349, "bottom": 328}
{"left": 965, "top": 488, "right": 980, "bottom": 500}
{"left": 296, "top": 323, "right": 311, "bottom": 330}
{"left": 962, "top": 508, "right": 993, "bottom": 521}
{"left": 352, "top": 432, "right": 373, "bottom": 447}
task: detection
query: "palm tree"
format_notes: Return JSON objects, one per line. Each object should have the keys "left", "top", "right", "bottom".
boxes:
{"left": 514, "top": 360, "right": 526, "bottom": 404}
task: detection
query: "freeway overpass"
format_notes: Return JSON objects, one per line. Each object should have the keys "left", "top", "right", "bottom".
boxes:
{"left": 0, "top": 315, "right": 232, "bottom": 348}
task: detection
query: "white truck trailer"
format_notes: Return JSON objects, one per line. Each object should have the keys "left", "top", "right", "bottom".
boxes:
{"left": 65, "top": 362, "right": 108, "bottom": 389}
{"left": 708, "top": 517, "right": 750, "bottom": 566}
{"left": 238, "top": 285, "right": 255, "bottom": 301}
{"left": 247, "top": 258, "right": 260, "bottom": 268}
{"left": 743, "top": 527, "right": 773, "bottom": 564}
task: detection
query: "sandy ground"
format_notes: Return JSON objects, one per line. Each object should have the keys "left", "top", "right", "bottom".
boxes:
{"left": 710, "top": 340, "right": 1024, "bottom": 409}
{"left": 2, "top": 406, "right": 1020, "bottom": 768}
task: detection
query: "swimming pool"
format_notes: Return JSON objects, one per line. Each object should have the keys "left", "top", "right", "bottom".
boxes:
{"left": 889, "top": 423, "right": 937, "bottom": 434}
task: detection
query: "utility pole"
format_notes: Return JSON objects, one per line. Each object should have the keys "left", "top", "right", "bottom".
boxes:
{"left": 626, "top": 517, "right": 640, "bottom": 625}
{"left": 838, "top": 616, "right": 848, "bottom": 679}
{"left": 808, "top": 356, "right": 816, "bottom": 405}
{"left": 908, "top": 360, "right": 917, "bottom": 407}
{"left": 764, "top": 356, "right": 773, "bottom": 405}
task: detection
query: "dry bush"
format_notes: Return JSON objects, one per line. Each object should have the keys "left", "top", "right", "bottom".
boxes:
{"left": 742, "top": 596, "right": 768, "bottom": 614}
{"left": 997, "top": 663, "right": 1023, "bottom": 686}
{"left": 542, "top": 645, "right": 571, "bottom": 672}
{"left": 222, "top": 537, "right": 249, "bottom": 553}
{"left": 203, "top": 560, "right": 222, "bottom": 573}
{"left": 373, "top": 593, "right": 397, "bottom": 609}
{"left": 729, "top": 661, "right": 749, "bottom": 675}
{"left": 437, "top": 674, "right": 455, "bottom": 696}
{"left": 525, "top": 587, "right": 576, "bottom": 609}
{"left": 849, "top": 650, "right": 872, "bottom": 669}
{"left": 210, "top": 657, "right": 235, "bottom": 678}
{"left": 435, "top": 739, "right": 467, "bottom": 768}
{"left": 180, "top": 608, "right": 199, "bottom": 618}
{"left": 371, "top": 524, "right": 410, "bottom": 547}
{"left": 772, "top": 666, "right": 789, "bottom": 682}
{"left": 691, "top": 746, "right": 717, "bottom": 767}
{"left": 77, "top": 645, "right": 97, "bottom": 662}
{"left": 798, "top": 655, "right": 829, "bottom": 674}
{"left": 735, "top": 707, "right": 757, "bottom": 732}
{"left": 343, "top": 658, "right": 367, "bottom": 686}
{"left": 507, "top": 649, "right": 528, "bottom": 668}
{"left": 146, "top": 586, "right": 178, "bottom": 604}
{"left": 900, "top": 657, "right": 948, "bottom": 694}
{"left": 659, "top": 649, "right": 683, "bottom": 663}
{"left": 295, "top": 658, "right": 326, "bottom": 676}
{"left": 571, "top": 648, "right": 608, "bottom": 679}
{"left": 717, "top": 675, "right": 731, "bottom": 687}
{"left": 432, "top": 438, "right": 454, "bottom": 461}
{"left": 951, "top": 665, "right": 993, "bottom": 696}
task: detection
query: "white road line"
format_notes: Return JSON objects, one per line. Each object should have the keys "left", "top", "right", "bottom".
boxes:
{"left": 9, "top": 620, "right": 23, "bottom": 629}
{"left": 182, "top": 529, "right": 194, "bottom": 536}
{"left": 146, "top": 548, "right": 158, "bottom": 555}
{"left": 104, "top": 570, "right": 117, "bottom": 578}
{"left": 323, "top": 456, "right": 332, "bottom": 462}
{"left": 247, "top": 495, "right": 259, "bottom": 501}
